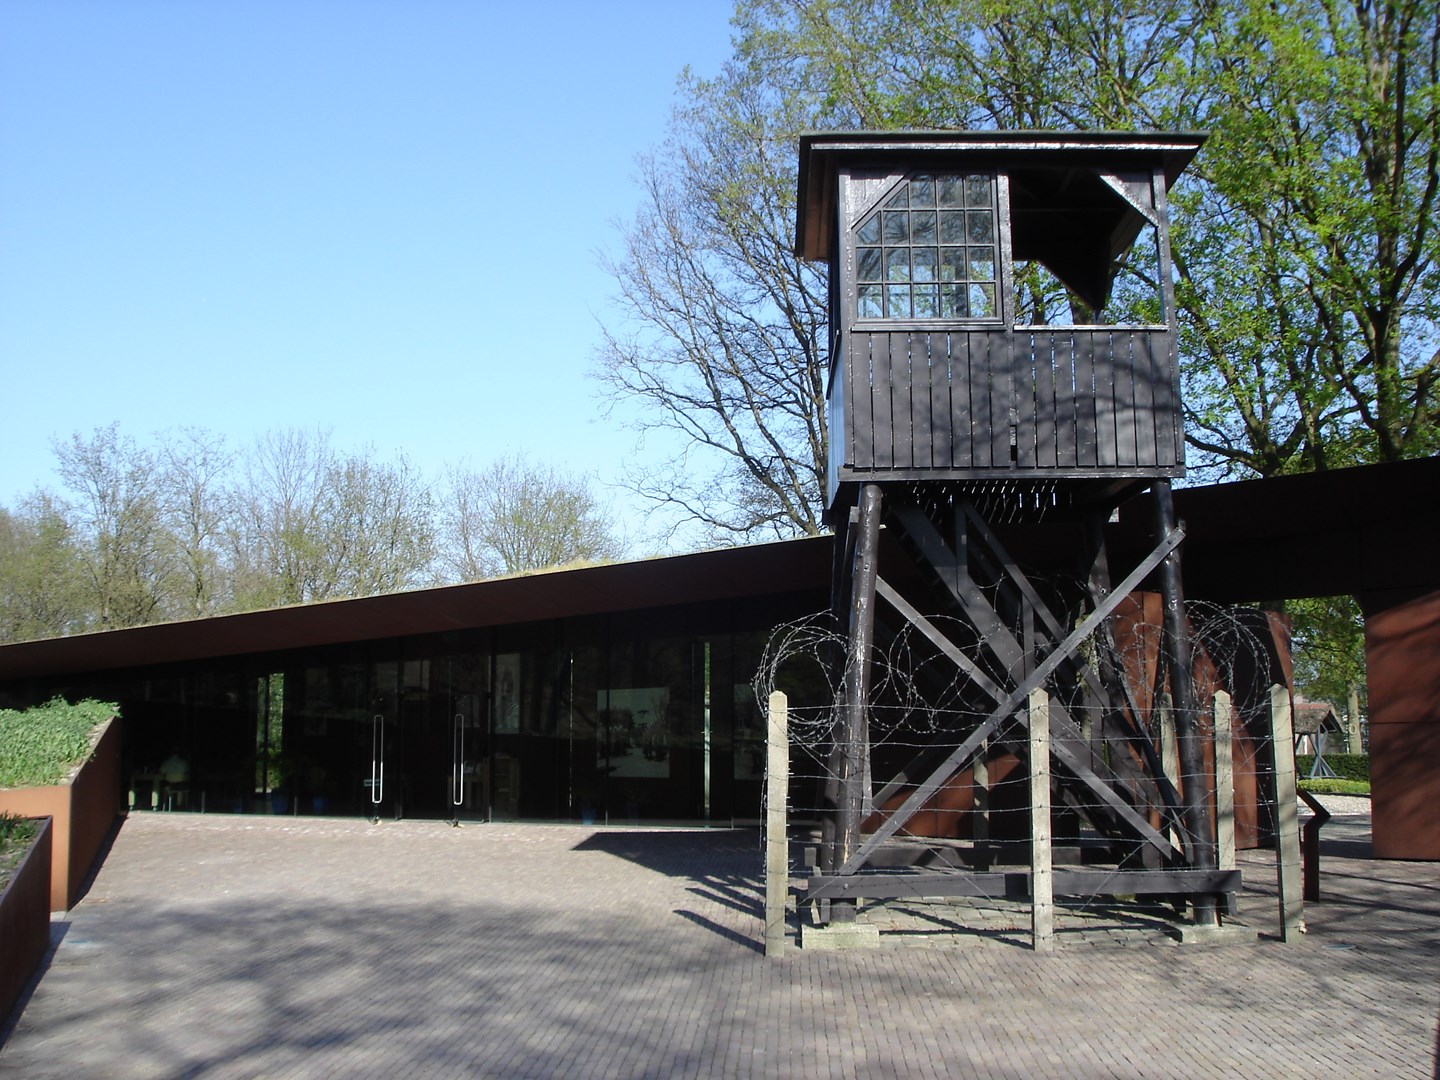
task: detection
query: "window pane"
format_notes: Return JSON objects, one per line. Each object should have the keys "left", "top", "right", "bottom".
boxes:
{"left": 857, "top": 215, "right": 881, "bottom": 245}
{"left": 940, "top": 285, "right": 967, "bottom": 318}
{"left": 885, "top": 248, "right": 911, "bottom": 282}
{"left": 910, "top": 177, "right": 936, "bottom": 207}
{"left": 967, "top": 248, "right": 995, "bottom": 281}
{"left": 912, "top": 247, "right": 937, "bottom": 283}
{"left": 911, "top": 210, "right": 936, "bottom": 244}
{"left": 964, "top": 175, "right": 991, "bottom": 207}
{"left": 885, "top": 187, "right": 908, "bottom": 209}
{"left": 858, "top": 285, "right": 883, "bottom": 319}
{"left": 939, "top": 248, "right": 966, "bottom": 282}
{"left": 883, "top": 210, "right": 909, "bottom": 244}
{"left": 969, "top": 282, "right": 996, "bottom": 317}
{"left": 886, "top": 284, "right": 912, "bottom": 317}
{"left": 913, "top": 284, "right": 938, "bottom": 319}
{"left": 967, "top": 211, "right": 993, "bottom": 245}
{"left": 939, "top": 210, "right": 966, "bottom": 244}
{"left": 858, "top": 246, "right": 883, "bottom": 281}
{"left": 939, "top": 177, "right": 966, "bottom": 207}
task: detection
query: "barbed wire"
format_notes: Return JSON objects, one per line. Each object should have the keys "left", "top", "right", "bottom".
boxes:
{"left": 755, "top": 591, "right": 1288, "bottom": 924}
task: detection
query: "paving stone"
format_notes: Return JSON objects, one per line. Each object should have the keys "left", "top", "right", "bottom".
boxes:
{"left": 0, "top": 813, "right": 1434, "bottom": 1078}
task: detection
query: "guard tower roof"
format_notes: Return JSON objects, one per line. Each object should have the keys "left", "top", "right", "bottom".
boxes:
{"left": 796, "top": 129, "right": 1207, "bottom": 262}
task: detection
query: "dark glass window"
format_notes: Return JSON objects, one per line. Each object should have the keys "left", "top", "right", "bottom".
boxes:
{"left": 855, "top": 172, "right": 998, "bottom": 321}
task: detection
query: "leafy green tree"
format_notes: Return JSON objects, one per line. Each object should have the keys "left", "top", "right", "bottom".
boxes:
{"left": 0, "top": 494, "right": 87, "bottom": 643}
{"left": 602, "top": 0, "right": 1438, "bottom": 522}
{"left": 1288, "top": 594, "right": 1367, "bottom": 749}
{"left": 439, "top": 454, "right": 623, "bottom": 579}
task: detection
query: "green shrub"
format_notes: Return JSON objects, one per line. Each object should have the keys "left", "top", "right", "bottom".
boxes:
{"left": 0, "top": 812, "right": 41, "bottom": 891}
{"left": 1297, "top": 778, "right": 1371, "bottom": 796}
{"left": 1295, "top": 752, "right": 1369, "bottom": 782}
{"left": 0, "top": 698, "right": 118, "bottom": 789}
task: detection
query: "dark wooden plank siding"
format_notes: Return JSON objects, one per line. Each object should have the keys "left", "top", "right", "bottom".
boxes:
{"left": 1033, "top": 332, "right": 1057, "bottom": 467}
{"left": 927, "top": 333, "right": 949, "bottom": 469}
{"left": 842, "top": 327, "right": 1180, "bottom": 481}
{"left": 949, "top": 332, "right": 973, "bottom": 469}
{"left": 1133, "top": 332, "right": 1159, "bottom": 466}
{"left": 850, "top": 332, "right": 872, "bottom": 467}
{"left": 872, "top": 332, "right": 894, "bottom": 467}
{"left": 1073, "top": 333, "right": 1099, "bottom": 467}
{"left": 898, "top": 334, "right": 921, "bottom": 469}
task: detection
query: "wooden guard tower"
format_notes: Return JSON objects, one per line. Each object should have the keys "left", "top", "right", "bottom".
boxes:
{"left": 795, "top": 131, "right": 1232, "bottom": 928}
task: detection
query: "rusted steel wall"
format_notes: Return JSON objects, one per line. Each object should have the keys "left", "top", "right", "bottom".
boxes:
{"left": 0, "top": 817, "right": 52, "bottom": 1021}
{"left": 0, "top": 718, "right": 122, "bottom": 910}
{"left": 1367, "top": 589, "right": 1440, "bottom": 860}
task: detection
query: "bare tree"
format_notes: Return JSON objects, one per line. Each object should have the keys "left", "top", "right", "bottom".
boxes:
{"left": 595, "top": 61, "right": 831, "bottom": 544}
{"left": 439, "top": 454, "right": 622, "bottom": 579}
{"left": 157, "top": 426, "right": 235, "bottom": 618}
{"left": 230, "top": 429, "right": 435, "bottom": 606}
{"left": 52, "top": 424, "right": 177, "bottom": 627}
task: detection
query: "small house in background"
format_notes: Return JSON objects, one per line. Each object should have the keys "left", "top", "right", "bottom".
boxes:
{"left": 1292, "top": 698, "right": 1347, "bottom": 758}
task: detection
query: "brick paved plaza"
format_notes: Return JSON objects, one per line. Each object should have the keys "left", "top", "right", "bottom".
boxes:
{"left": 1, "top": 810, "right": 1435, "bottom": 1078}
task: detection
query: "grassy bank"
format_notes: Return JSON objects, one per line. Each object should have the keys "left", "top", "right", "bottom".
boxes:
{"left": 0, "top": 697, "right": 117, "bottom": 790}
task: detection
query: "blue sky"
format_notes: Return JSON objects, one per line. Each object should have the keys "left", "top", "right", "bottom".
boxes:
{"left": 0, "top": 0, "right": 737, "bottom": 550}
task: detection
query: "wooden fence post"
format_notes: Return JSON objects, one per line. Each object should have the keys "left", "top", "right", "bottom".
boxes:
{"left": 1270, "top": 683, "right": 1305, "bottom": 940}
{"left": 1214, "top": 690, "right": 1235, "bottom": 872}
{"left": 1029, "top": 688, "right": 1054, "bottom": 953}
{"left": 765, "top": 690, "right": 790, "bottom": 957}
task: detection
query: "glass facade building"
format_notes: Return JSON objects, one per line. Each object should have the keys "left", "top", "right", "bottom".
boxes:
{"left": 0, "top": 542, "right": 832, "bottom": 826}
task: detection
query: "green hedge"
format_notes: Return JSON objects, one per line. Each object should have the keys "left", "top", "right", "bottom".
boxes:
{"left": 1295, "top": 752, "right": 1369, "bottom": 782}
{"left": 1298, "top": 778, "right": 1371, "bottom": 796}
{"left": 0, "top": 698, "right": 118, "bottom": 789}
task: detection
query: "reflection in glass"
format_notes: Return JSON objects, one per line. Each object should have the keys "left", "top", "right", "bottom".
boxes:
{"left": 913, "top": 284, "right": 938, "bottom": 318}
{"left": 912, "top": 248, "right": 937, "bottom": 283}
{"left": 885, "top": 248, "right": 911, "bottom": 282}
{"left": 858, "top": 285, "right": 883, "bottom": 318}
{"left": 883, "top": 210, "right": 909, "bottom": 243}
{"left": 858, "top": 247, "right": 883, "bottom": 281}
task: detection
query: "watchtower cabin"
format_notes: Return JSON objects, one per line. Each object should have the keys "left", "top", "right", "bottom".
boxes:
{"left": 794, "top": 131, "right": 1236, "bottom": 934}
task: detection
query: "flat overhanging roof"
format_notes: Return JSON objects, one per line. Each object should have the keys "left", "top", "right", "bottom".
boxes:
{"left": 796, "top": 129, "right": 1207, "bottom": 261}
{"left": 1, "top": 458, "right": 1435, "bottom": 684}
{"left": 0, "top": 535, "right": 834, "bottom": 681}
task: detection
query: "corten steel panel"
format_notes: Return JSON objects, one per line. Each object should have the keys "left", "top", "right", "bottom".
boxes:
{"left": 0, "top": 718, "right": 121, "bottom": 910}
{"left": 0, "top": 818, "right": 51, "bottom": 1023}
{"left": 0, "top": 537, "right": 833, "bottom": 682}
{"left": 1367, "top": 588, "right": 1440, "bottom": 860}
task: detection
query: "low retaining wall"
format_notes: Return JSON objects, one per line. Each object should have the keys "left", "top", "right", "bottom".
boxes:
{"left": 0, "top": 717, "right": 123, "bottom": 910}
{"left": 0, "top": 817, "right": 52, "bottom": 1022}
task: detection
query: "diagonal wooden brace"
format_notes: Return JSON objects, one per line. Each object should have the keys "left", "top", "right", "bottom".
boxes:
{"left": 840, "top": 522, "right": 1185, "bottom": 876}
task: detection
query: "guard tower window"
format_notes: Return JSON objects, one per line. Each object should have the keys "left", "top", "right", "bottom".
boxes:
{"left": 855, "top": 173, "right": 998, "bottom": 321}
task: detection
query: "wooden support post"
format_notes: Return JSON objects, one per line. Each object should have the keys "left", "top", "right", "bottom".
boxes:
{"left": 834, "top": 483, "right": 882, "bottom": 924}
{"left": 1152, "top": 479, "right": 1217, "bottom": 925}
{"left": 1214, "top": 691, "right": 1235, "bottom": 872}
{"left": 1030, "top": 688, "right": 1054, "bottom": 953}
{"left": 1159, "top": 692, "right": 1180, "bottom": 847}
{"left": 973, "top": 743, "right": 990, "bottom": 871}
{"left": 765, "top": 691, "right": 789, "bottom": 958}
{"left": 1271, "top": 683, "right": 1305, "bottom": 940}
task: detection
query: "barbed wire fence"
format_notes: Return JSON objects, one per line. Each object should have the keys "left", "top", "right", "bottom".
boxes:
{"left": 755, "top": 592, "right": 1302, "bottom": 946}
